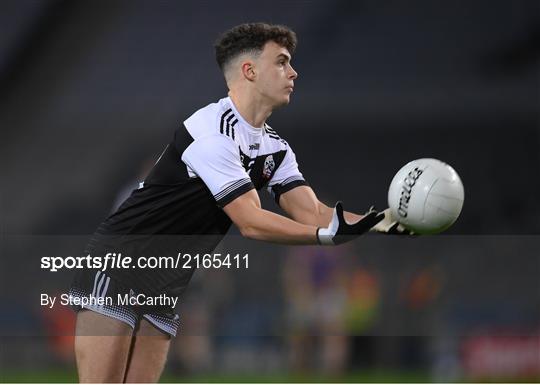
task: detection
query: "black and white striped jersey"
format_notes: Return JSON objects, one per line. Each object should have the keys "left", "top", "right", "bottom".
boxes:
{"left": 77, "top": 97, "right": 307, "bottom": 299}
{"left": 180, "top": 96, "right": 306, "bottom": 206}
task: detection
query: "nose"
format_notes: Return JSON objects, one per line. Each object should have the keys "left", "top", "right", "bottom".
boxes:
{"left": 288, "top": 64, "right": 298, "bottom": 80}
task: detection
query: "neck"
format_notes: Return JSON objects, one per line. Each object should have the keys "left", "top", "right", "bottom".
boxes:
{"left": 228, "top": 89, "right": 273, "bottom": 128}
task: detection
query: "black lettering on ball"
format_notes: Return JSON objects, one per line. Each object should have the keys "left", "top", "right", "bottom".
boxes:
{"left": 397, "top": 167, "right": 424, "bottom": 218}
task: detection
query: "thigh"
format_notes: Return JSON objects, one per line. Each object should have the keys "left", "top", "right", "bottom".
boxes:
{"left": 75, "top": 309, "right": 133, "bottom": 383}
{"left": 123, "top": 318, "right": 172, "bottom": 383}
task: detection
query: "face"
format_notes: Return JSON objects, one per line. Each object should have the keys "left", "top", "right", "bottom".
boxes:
{"left": 252, "top": 41, "right": 298, "bottom": 107}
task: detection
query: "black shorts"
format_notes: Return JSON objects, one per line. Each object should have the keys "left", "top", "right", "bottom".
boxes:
{"left": 69, "top": 269, "right": 180, "bottom": 337}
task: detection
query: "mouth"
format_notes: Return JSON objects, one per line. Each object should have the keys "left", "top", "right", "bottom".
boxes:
{"left": 286, "top": 86, "right": 294, "bottom": 92}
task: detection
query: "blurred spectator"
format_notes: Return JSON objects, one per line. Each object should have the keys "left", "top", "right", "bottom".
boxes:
{"left": 283, "top": 246, "right": 384, "bottom": 375}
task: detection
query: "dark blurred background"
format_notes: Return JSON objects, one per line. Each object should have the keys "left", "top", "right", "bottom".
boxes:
{"left": 0, "top": 0, "right": 539, "bottom": 382}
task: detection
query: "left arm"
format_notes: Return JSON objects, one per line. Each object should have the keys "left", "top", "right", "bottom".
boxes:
{"left": 268, "top": 142, "right": 392, "bottom": 234}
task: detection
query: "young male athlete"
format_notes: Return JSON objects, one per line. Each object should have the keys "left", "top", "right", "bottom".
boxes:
{"left": 70, "top": 22, "right": 404, "bottom": 383}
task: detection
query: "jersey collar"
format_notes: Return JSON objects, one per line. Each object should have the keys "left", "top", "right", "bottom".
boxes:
{"left": 224, "top": 97, "right": 265, "bottom": 137}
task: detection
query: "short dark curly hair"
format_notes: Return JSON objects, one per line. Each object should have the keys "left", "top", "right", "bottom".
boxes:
{"left": 214, "top": 22, "right": 297, "bottom": 72}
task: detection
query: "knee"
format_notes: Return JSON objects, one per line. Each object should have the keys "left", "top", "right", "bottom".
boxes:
{"left": 74, "top": 333, "right": 132, "bottom": 382}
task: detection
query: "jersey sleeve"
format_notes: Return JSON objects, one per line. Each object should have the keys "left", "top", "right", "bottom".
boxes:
{"left": 267, "top": 144, "right": 308, "bottom": 204}
{"left": 181, "top": 135, "right": 254, "bottom": 207}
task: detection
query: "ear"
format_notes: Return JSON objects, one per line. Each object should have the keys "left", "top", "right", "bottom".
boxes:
{"left": 241, "top": 61, "right": 256, "bottom": 81}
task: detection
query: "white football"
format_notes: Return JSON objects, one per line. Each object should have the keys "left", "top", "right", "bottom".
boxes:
{"left": 388, "top": 158, "right": 464, "bottom": 234}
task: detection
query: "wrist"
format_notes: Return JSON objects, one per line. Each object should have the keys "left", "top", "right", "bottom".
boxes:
{"left": 316, "top": 227, "right": 334, "bottom": 246}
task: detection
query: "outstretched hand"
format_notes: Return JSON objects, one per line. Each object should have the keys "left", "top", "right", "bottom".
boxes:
{"left": 317, "top": 202, "right": 385, "bottom": 245}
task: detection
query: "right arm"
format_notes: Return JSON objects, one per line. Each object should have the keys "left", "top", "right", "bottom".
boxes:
{"left": 223, "top": 189, "right": 319, "bottom": 245}
{"left": 223, "top": 189, "right": 384, "bottom": 246}
{"left": 183, "top": 134, "right": 318, "bottom": 244}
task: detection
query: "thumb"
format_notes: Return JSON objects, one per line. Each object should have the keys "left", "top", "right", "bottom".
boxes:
{"left": 334, "top": 201, "right": 345, "bottom": 223}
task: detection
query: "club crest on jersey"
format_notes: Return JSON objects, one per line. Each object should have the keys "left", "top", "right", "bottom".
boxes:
{"left": 262, "top": 155, "right": 275, "bottom": 179}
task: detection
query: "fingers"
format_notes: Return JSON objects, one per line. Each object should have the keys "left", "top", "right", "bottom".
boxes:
{"left": 331, "top": 202, "right": 417, "bottom": 240}
{"left": 398, "top": 224, "right": 416, "bottom": 236}
{"left": 388, "top": 222, "right": 400, "bottom": 233}
{"left": 360, "top": 211, "right": 385, "bottom": 229}
{"left": 388, "top": 221, "right": 415, "bottom": 235}
{"left": 374, "top": 212, "right": 386, "bottom": 225}
{"left": 349, "top": 210, "right": 384, "bottom": 234}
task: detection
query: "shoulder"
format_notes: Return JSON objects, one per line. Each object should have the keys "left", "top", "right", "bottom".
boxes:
{"left": 190, "top": 133, "right": 238, "bottom": 151}
{"left": 184, "top": 98, "right": 238, "bottom": 140}
{"left": 181, "top": 132, "right": 242, "bottom": 168}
